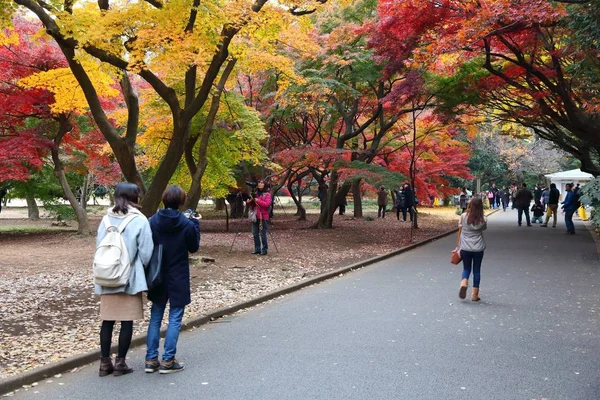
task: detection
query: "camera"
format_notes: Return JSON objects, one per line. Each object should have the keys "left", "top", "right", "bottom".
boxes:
{"left": 183, "top": 209, "right": 200, "bottom": 219}
{"left": 245, "top": 180, "right": 258, "bottom": 196}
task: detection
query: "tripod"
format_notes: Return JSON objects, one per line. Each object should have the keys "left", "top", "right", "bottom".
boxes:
{"left": 228, "top": 218, "right": 279, "bottom": 254}
{"left": 273, "top": 195, "right": 288, "bottom": 215}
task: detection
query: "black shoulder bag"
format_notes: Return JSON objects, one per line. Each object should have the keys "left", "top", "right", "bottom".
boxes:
{"left": 146, "top": 244, "right": 163, "bottom": 290}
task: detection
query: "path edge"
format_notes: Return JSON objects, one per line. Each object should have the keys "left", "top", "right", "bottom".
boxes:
{"left": 1, "top": 219, "right": 477, "bottom": 395}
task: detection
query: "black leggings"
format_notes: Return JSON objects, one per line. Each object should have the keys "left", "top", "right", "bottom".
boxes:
{"left": 100, "top": 320, "right": 133, "bottom": 358}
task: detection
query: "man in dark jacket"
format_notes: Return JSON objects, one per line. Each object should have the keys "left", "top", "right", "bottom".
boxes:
{"left": 514, "top": 183, "right": 533, "bottom": 227}
{"left": 402, "top": 184, "right": 414, "bottom": 222}
{"left": 500, "top": 186, "right": 510, "bottom": 212}
{"left": 146, "top": 185, "right": 200, "bottom": 374}
{"left": 395, "top": 185, "right": 405, "bottom": 220}
{"left": 534, "top": 184, "right": 543, "bottom": 203}
{"left": 562, "top": 183, "right": 577, "bottom": 234}
{"left": 541, "top": 183, "right": 560, "bottom": 228}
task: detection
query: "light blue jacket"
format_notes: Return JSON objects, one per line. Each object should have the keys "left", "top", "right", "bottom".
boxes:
{"left": 94, "top": 208, "right": 153, "bottom": 295}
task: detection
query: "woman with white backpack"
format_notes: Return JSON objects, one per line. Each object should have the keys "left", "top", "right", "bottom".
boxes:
{"left": 94, "top": 183, "right": 153, "bottom": 377}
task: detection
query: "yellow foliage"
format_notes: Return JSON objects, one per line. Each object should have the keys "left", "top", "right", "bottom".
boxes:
{"left": 19, "top": 56, "right": 120, "bottom": 114}
{"left": 0, "top": 27, "right": 18, "bottom": 46}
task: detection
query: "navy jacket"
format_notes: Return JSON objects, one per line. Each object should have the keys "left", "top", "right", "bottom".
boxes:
{"left": 148, "top": 209, "right": 200, "bottom": 307}
{"left": 562, "top": 191, "right": 577, "bottom": 212}
{"left": 403, "top": 187, "right": 414, "bottom": 207}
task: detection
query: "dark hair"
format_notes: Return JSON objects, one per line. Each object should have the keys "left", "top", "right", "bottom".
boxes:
{"left": 550, "top": 183, "right": 556, "bottom": 189}
{"left": 522, "top": 183, "right": 527, "bottom": 187}
{"left": 467, "top": 197, "right": 485, "bottom": 226}
{"left": 257, "top": 179, "right": 270, "bottom": 194}
{"left": 162, "top": 185, "right": 186, "bottom": 210}
{"left": 112, "top": 183, "right": 141, "bottom": 214}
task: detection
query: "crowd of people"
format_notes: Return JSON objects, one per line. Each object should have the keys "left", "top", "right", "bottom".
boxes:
{"left": 484, "top": 182, "right": 581, "bottom": 234}
{"left": 455, "top": 181, "right": 583, "bottom": 301}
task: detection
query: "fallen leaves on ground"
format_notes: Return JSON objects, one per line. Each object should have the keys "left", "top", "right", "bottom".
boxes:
{"left": 0, "top": 209, "right": 456, "bottom": 377}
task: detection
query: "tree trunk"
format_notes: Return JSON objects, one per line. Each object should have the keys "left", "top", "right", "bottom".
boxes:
{"left": 352, "top": 180, "right": 363, "bottom": 218}
{"left": 184, "top": 165, "right": 206, "bottom": 211}
{"left": 215, "top": 198, "right": 226, "bottom": 211}
{"left": 317, "top": 171, "right": 339, "bottom": 229}
{"left": 80, "top": 174, "right": 90, "bottom": 210}
{"left": 141, "top": 121, "right": 189, "bottom": 216}
{"left": 25, "top": 193, "right": 39, "bottom": 220}
{"left": 51, "top": 151, "right": 90, "bottom": 235}
{"left": 225, "top": 198, "right": 230, "bottom": 232}
{"left": 50, "top": 116, "right": 91, "bottom": 235}
{"left": 288, "top": 181, "right": 306, "bottom": 221}
{"left": 184, "top": 60, "right": 237, "bottom": 211}
{"left": 413, "top": 207, "right": 419, "bottom": 229}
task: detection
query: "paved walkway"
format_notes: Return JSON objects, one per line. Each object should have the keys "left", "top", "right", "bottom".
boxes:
{"left": 11, "top": 210, "right": 600, "bottom": 399}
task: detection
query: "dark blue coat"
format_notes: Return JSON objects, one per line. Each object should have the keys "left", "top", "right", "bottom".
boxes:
{"left": 403, "top": 187, "right": 414, "bottom": 207}
{"left": 148, "top": 209, "right": 200, "bottom": 307}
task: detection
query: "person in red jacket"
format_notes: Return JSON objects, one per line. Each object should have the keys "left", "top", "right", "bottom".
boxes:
{"left": 247, "top": 180, "right": 272, "bottom": 255}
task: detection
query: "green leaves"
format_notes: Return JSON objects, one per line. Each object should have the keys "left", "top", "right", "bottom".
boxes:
{"left": 425, "top": 59, "right": 490, "bottom": 116}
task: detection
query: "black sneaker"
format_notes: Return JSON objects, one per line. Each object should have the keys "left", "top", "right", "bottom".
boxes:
{"left": 145, "top": 359, "right": 160, "bottom": 373}
{"left": 159, "top": 359, "right": 185, "bottom": 374}
{"left": 260, "top": 251, "right": 268, "bottom": 256}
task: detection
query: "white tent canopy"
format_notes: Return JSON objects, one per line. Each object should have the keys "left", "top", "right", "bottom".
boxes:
{"left": 544, "top": 169, "right": 593, "bottom": 198}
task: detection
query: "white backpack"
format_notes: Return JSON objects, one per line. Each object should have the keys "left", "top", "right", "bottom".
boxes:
{"left": 93, "top": 214, "right": 138, "bottom": 287}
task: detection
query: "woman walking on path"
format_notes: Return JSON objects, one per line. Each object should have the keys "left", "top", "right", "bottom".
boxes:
{"left": 458, "top": 197, "right": 487, "bottom": 301}
{"left": 247, "top": 180, "right": 272, "bottom": 255}
{"left": 145, "top": 185, "right": 200, "bottom": 374}
{"left": 96, "top": 183, "right": 154, "bottom": 377}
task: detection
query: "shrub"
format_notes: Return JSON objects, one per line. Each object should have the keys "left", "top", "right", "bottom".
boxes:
{"left": 580, "top": 178, "right": 600, "bottom": 229}
{"left": 43, "top": 202, "right": 76, "bottom": 221}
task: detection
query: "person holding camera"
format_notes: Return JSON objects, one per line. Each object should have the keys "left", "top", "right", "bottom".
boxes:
{"left": 145, "top": 185, "right": 200, "bottom": 374}
{"left": 247, "top": 180, "right": 272, "bottom": 255}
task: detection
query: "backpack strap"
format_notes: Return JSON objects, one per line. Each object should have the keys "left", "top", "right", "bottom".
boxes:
{"left": 103, "top": 216, "right": 114, "bottom": 231}
{"left": 117, "top": 214, "right": 138, "bottom": 233}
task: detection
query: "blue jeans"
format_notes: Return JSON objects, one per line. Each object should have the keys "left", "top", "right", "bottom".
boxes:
{"left": 461, "top": 250, "right": 484, "bottom": 288}
{"left": 252, "top": 220, "right": 268, "bottom": 253}
{"left": 146, "top": 303, "right": 185, "bottom": 362}
{"left": 565, "top": 209, "right": 575, "bottom": 233}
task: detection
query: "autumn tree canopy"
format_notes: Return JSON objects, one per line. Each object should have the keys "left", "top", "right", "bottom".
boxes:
{"left": 3, "top": 0, "right": 590, "bottom": 229}
{"left": 369, "top": 0, "right": 599, "bottom": 175}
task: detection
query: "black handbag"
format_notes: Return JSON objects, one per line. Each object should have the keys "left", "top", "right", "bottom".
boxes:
{"left": 146, "top": 244, "right": 163, "bottom": 290}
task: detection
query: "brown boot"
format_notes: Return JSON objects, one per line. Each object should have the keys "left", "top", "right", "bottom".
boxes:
{"left": 459, "top": 279, "right": 468, "bottom": 299}
{"left": 99, "top": 357, "right": 114, "bottom": 377}
{"left": 472, "top": 287, "right": 481, "bottom": 302}
{"left": 113, "top": 357, "right": 133, "bottom": 376}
